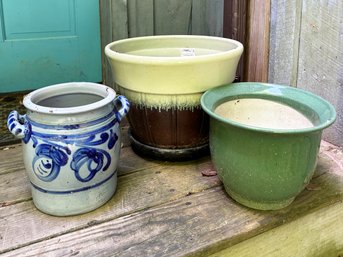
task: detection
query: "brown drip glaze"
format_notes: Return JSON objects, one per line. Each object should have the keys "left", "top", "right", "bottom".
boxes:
{"left": 127, "top": 103, "right": 209, "bottom": 149}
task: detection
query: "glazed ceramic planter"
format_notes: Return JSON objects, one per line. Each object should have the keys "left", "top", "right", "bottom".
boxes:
{"left": 7, "top": 82, "right": 130, "bottom": 216}
{"left": 201, "top": 83, "right": 336, "bottom": 210}
{"left": 105, "top": 35, "right": 243, "bottom": 160}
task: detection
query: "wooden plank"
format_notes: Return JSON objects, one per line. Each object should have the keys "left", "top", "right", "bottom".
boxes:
{"left": 296, "top": 0, "right": 343, "bottom": 147}
{"left": 191, "top": 0, "right": 207, "bottom": 35}
{"left": 223, "top": 0, "right": 247, "bottom": 81}
{"left": 0, "top": 144, "right": 22, "bottom": 175}
{"left": 2, "top": 150, "right": 342, "bottom": 257}
{"left": 0, "top": 158, "right": 220, "bottom": 253}
{"left": 99, "top": 0, "right": 112, "bottom": 84}
{"left": 127, "top": 0, "right": 154, "bottom": 37}
{"left": 0, "top": 146, "right": 161, "bottom": 206}
{"left": 101, "top": 0, "right": 129, "bottom": 87}
{"left": 210, "top": 201, "right": 343, "bottom": 257}
{"left": 206, "top": 0, "right": 224, "bottom": 36}
{"left": 116, "top": 146, "right": 162, "bottom": 176}
{"left": 268, "top": 0, "right": 302, "bottom": 86}
{"left": 119, "top": 124, "right": 131, "bottom": 148}
{"left": 192, "top": 0, "right": 224, "bottom": 36}
{"left": 0, "top": 171, "right": 30, "bottom": 206}
{"left": 243, "top": 0, "right": 271, "bottom": 82}
{"left": 1, "top": 141, "right": 342, "bottom": 256}
{"left": 109, "top": 0, "right": 129, "bottom": 42}
{"left": 154, "top": 0, "right": 193, "bottom": 35}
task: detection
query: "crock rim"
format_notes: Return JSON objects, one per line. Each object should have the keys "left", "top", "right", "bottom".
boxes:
{"left": 23, "top": 82, "right": 116, "bottom": 115}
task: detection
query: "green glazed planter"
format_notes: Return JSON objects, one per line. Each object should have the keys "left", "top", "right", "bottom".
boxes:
{"left": 201, "top": 83, "right": 336, "bottom": 210}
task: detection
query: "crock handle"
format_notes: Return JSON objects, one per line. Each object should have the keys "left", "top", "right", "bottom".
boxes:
{"left": 113, "top": 95, "right": 130, "bottom": 123}
{"left": 7, "top": 111, "right": 29, "bottom": 139}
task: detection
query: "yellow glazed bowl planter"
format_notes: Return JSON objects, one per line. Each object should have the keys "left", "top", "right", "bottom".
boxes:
{"left": 105, "top": 35, "right": 243, "bottom": 160}
{"left": 201, "top": 83, "right": 336, "bottom": 210}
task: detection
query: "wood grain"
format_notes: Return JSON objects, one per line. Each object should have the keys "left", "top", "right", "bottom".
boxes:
{"left": 1, "top": 160, "right": 342, "bottom": 257}
{"left": 192, "top": 0, "right": 224, "bottom": 36}
{"left": 154, "top": 0, "right": 193, "bottom": 35}
{"left": 296, "top": 0, "right": 343, "bottom": 147}
{"left": 0, "top": 155, "right": 219, "bottom": 253}
{"left": 0, "top": 171, "right": 30, "bottom": 206}
{"left": 268, "top": 0, "right": 343, "bottom": 148}
{"left": 210, "top": 201, "right": 343, "bottom": 257}
{"left": 0, "top": 142, "right": 342, "bottom": 256}
{"left": 99, "top": 0, "right": 112, "bottom": 85}
{"left": 268, "top": 0, "right": 302, "bottom": 86}
{"left": 127, "top": 0, "right": 154, "bottom": 37}
{"left": 0, "top": 144, "right": 22, "bottom": 175}
{"left": 244, "top": 0, "right": 271, "bottom": 82}
{"left": 223, "top": 0, "right": 247, "bottom": 81}
{"left": 0, "top": 146, "right": 161, "bottom": 207}
{"left": 100, "top": 0, "right": 129, "bottom": 87}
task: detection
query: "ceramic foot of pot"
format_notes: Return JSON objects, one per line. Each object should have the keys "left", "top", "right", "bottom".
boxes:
{"left": 225, "top": 187, "right": 295, "bottom": 210}
{"left": 129, "top": 133, "right": 209, "bottom": 161}
{"left": 31, "top": 174, "right": 117, "bottom": 216}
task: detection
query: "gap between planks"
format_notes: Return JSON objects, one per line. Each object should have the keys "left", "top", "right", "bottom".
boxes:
{"left": 2, "top": 165, "right": 342, "bottom": 257}
{"left": 0, "top": 142, "right": 343, "bottom": 253}
{"left": 0, "top": 145, "right": 163, "bottom": 207}
{"left": 0, "top": 152, "right": 220, "bottom": 254}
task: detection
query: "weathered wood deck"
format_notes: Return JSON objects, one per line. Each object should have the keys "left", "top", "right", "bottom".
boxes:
{"left": 0, "top": 139, "right": 342, "bottom": 256}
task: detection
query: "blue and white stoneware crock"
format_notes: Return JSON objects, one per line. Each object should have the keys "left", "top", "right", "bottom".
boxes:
{"left": 7, "top": 82, "right": 130, "bottom": 216}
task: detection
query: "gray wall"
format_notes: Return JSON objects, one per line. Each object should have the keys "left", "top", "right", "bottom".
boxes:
{"left": 269, "top": 0, "right": 343, "bottom": 147}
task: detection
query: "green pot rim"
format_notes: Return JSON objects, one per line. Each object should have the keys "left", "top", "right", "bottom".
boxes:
{"left": 201, "top": 82, "right": 336, "bottom": 134}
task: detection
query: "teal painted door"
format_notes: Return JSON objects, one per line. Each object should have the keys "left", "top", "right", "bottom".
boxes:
{"left": 0, "top": 0, "right": 101, "bottom": 93}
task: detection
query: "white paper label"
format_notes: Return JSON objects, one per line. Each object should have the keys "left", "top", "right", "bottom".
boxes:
{"left": 181, "top": 48, "right": 196, "bottom": 57}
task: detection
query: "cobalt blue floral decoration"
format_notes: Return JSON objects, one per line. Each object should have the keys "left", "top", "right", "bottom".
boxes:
{"left": 7, "top": 82, "right": 129, "bottom": 216}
